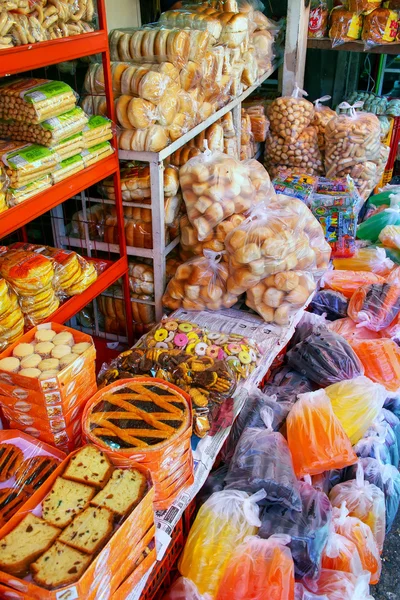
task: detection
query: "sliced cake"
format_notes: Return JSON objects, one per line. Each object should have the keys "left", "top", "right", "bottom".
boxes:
{"left": 59, "top": 506, "right": 114, "bottom": 554}
{"left": 63, "top": 446, "right": 113, "bottom": 488}
{"left": 31, "top": 541, "right": 92, "bottom": 589}
{"left": 42, "top": 477, "right": 95, "bottom": 528}
{"left": 0, "top": 514, "right": 61, "bottom": 577}
{"left": 90, "top": 468, "right": 147, "bottom": 518}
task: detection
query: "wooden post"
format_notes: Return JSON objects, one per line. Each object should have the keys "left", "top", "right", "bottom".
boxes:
{"left": 282, "top": 0, "right": 311, "bottom": 96}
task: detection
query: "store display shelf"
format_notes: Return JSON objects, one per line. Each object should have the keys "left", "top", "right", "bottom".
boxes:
{"left": 0, "top": 154, "right": 119, "bottom": 240}
{"left": 47, "top": 256, "right": 128, "bottom": 324}
{"left": 56, "top": 235, "right": 180, "bottom": 259}
{"left": 101, "top": 288, "right": 156, "bottom": 306}
{"left": 307, "top": 38, "right": 400, "bottom": 55}
{"left": 0, "top": 30, "right": 109, "bottom": 77}
{"left": 119, "top": 60, "right": 281, "bottom": 164}
{"left": 79, "top": 327, "right": 128, "bottom": 344}
{"left": 76, "top": 195, "right": 154, "bottom": 210}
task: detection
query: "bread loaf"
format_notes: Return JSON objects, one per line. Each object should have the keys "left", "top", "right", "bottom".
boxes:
{"left": 329, "top": 7, "right": 363, "bottom": 44}
{"left": 362, "top": 8, "right": 399, "bottom": 46}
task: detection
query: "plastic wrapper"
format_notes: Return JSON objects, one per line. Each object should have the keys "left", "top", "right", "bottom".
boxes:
{"left": 362, "top": 8, "right": 399, "bottom": 47}
{"left": 347, "top": 283, "right": 400, "bottom": 331}
{"left": 379, "top": 224, "right": 400, "bottom": 249}
{"left": 179, "top": 149, "right": 257, "bottom": 241}
{"left": 329, "top": 7, "right": 363, "bottom": 46}
{"left": 178, "top": 490, "right": 264, "bottom": 597}
{"left": 53, "top": 133, "right": 84, "bottom": 161}
{"left": 265, "top": 126, "right": 324, "bottom": 176}
{"left": 81, "top": 141, "right": 113, "bottom": 168}
{"left": 308, "top": 3, "right": 329, "bottom": 38}
{"left": 311, "top": 96, "right": 335, "bottom": 150}
{"left": 348, "top": 0, "right": 383, "bottom": 12}
{"left": 354, "top": 430, "right": 394, "bottom": 467}
{"left": 267, "top": 86, "right": 314, "bottom": 143}
{"left": 381, "top": 462, "right": 400, "bottom": 533}
{"left": 286, "top": 330, "right": 364, "bottom": 387}
{"left": 325, "top": 376, "right": 386, "bottom": 444}
{"left": 245, "top": 105, "right": 269, "bottom": 142}
{"left": 328, "top": 317, "right": 382, "bottom": 341}
{"left": 333, "top": 246, "right": 394, "bottom": 276}
{"left": 179, "top": 214, "right": 246, "bottom": 261}
{"left": 325, "top": 104, "right": 381, "bottom": 178}
{"left": 302, "top": 570, "right": 372, "bottom": 600}
{"left": 246, "top": 271, "right": 316, "bottom": 326}
{"left": 0, "top": 140, "right": 59, "bottom": 188}
{"left": 162, "top": 578, "right": 211, "bottom": 600}
{"left": 82, "top": 115, "right": 113, "bottom": 149}
{"left": 329, "top": 463, "right": 386, "bottom": 552}
{"left": 286, "top": 389, "right": 357, "bottom": 478}
{"left": 51, "top": 154, "right": 84, "bottom": 184}
{"left": 81, "top": 94, "right": 107, "bottom": 117}
{"left": 225, "top": 423, "right": 301, "bottom": 510}
{"left": 215, "top": 535, "right": 295, "bottom": 600}
{"left": 322, "top": 269, "right": 386, "bottom": 298}
{"left": 100, "top": 164, "right": 179, "bottom": 201}
{"left": 84, "top": 62, "right": 130, "bottom": 96}
{"left": 0, "top": 278, "right": 24, "bottom": 351}
{"left": 259, "top": 479, "right": 332, "bottom": 579}
{"left": 344, "top": 160, "right": 378, "bottom": 201}
{"left": 0, "top": 107, "right": 88, "bottom": 147}
{"left": 321, "top": 529, "right": 363, "bottom": 576}
{"left": 273, "top": 172, "right": 317, "bottom": 204}
{"left": 244, "top": 158, "right": 276, "bottom": 203}
{"left": 332, "top": 503, "right": 381, "bottom": 584}
{"left": 357, "top": 201, "right": 400, "bottom": 243}
{"left": 345, "top": 457, "right": 385, "bottom": 492}
{"left": 118, "top": 126, "right": 170, "bottom": 153}
{"left": 162, "top": 250, "right": 238, "bottom": 311}
{"left": 294, "top": 583, "right": 328, "bottom": 600}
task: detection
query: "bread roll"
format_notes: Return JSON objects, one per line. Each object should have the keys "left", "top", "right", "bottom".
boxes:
{"left": 127, "top": 98, "right": 157, "bottom": 129}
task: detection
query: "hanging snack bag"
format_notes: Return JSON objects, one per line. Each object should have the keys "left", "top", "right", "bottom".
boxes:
{"left": 347, "top": 282, "right": 400, "bottom": 331}
{"left": 311, "top": 96, "right": 335, "bottom": 150}
{"left": 329, "top": 7, "right": 363, "bottom": 46}
{"left": 267, "top": 86, "right": 314, "bottom": 143}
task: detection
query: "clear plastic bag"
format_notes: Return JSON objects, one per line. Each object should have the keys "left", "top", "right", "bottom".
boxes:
{"left": 246, "top": 271, "right": 316, "bottom": 326}
{"left": 244, "top": 158, "right": 276, "bottom": 203}
{"left": 290, "top": 311, "right": 329, "bottom": 347}
{"left": 384, "top": 394, "right": 400, "bottom": 419}
{"left": 162, "top": 578, "right": 211, "bottom": 600}
{"left": 265, "top": 126, "right": 324, "bottom": 176}
{"left": 329, "top": 7, "right": 363, "bottom": 46}
{"left": 267, "top": 85, "right": 314, "bottom": 143}
{"left": 309, "top": 289, "right": 349, "bottom": 321}
{"left": 225, "top": 423, "right": 301, "bottom": 510}
{"left": 308, "top": 3, "right": 329, "bottom": 39}
{"left": 358, "top": 197, "right": 400, "bottom": 243}
{"left": 345, "top": 457, "right": 385, "bottom": 492}
{"left": 178, "top": 490, "right": 265, "bottom": 597}
{"left": 0, "top": 278, "right": 24, "bottom": 351}
{"left": 215, "top": 535, "right": 295, "bottom": 600}
{"left": 362, "top": 8, "right": 399, "bottom": 47}
{"left": 348, "top": 283, "right": 400, "bottom": 331}
{"left": 286, "top": 390, "right": 357, "bottom": 478}
{"left": 321, "top": 529, "right": 363, "bottom": 576}
{"left": 179, "top": 214, "right": 244, "bottom": 260}
{"left": 311, "top": 96, "right": 335, "bottom": 150}
{"left": 329, "top": 463, "right": 386, "bottom": 553}
{"left": 312, "top": 469, "right": 346, "bottom": 496}
{"left": 179, "top": 149, "right": 257, "bottom": 241}
{"left": 259, "top": 479, "right": 332, "bottom": 579}
{"left": 332, "top": 246, "right": 394, "bottom": 276}
{"left": 162, "top": 250, "right": 238, "bottom": 311}
{"left": 379, "top": 224, "right": 400, "bottom": 249}
{"left": 0, "top": 140, "right": 59, "bottom": 188}
{"left": 286, "top": 330, "right": 364, "bottom": 387}
{"left": 329, "top": 317, "right": 382, "bottom": 341}
{"left": 322, "top": 270, "right": 386, "bottom": 298}
{"left": 294, "top": 583, "right": 328, "bottom": 600}
{"left": 302, "top": 570, "right": 372, "bottom": 600}
{"left": 325, "top": 376, "right": 386, "bottom": 445}
{"left": 367, "top": 411, "right": 400, "bottom": 468}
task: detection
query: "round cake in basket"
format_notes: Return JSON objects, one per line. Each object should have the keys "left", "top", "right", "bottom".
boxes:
{"left": 83, "top": 378, "right": 192, "bottom": 452}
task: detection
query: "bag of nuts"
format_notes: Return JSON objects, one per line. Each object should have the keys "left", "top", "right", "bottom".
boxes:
{"left": 264, "top": 126, "right": 324, "bottom": 176}
{"left": 246, "top": 270, "right": 317, "bottom": 326}
{"left": 311, "top": 95, "right": 336, "bottom": 151}
{"left": 325, "top": 102, "right": 381, "bottom": 178}
{"left": 162, "top": 249, "right": 239, "bottom": 311}
{"left": 179, "top": 148, "right": 257, "bottom": 240}
{"left": 267, "top": 85, "right": 314, "bottom": 143}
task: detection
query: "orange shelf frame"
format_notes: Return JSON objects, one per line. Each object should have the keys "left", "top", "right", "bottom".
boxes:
{"left": 0, "top": 153, "right": 119, "bottom": 240}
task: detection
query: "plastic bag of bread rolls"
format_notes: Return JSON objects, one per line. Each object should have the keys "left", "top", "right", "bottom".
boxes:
{"left": 264, "top": 126, "right": 324, "bottom": 176}
{"left": 179, "top": 149, "right": 257, "bottom": 240}
{"left": 311, "top": 96, "right": 335, "bottom": 151}
{"left": 100, "top": 164, "right": 179, "bottom": 201}
{"left": 246, "top": 271, "right": 317, "bottom": 326}
{"left": 362, "top": 8, "right": 399, "bottom": 47}
{"left": 267, "top": 86, "right": 314, "bottom": 143}
{"left": 243, "top": 158, "right": 276, "bottom": 204}
{"left": 329, "top": 6, "right": 363, "bottom": 46}
{"left": 84, "top": 62, "right": 130, "bottom": 96}
{"left": 81, "top": 94, "right": 108, "bottom": 117}
{"left": 159, "top": 9, "right": 223, "bottom": 43}
{"left": 325, "top": 103, "right": 381, "bottom": 178}
{"left": 162, "top": 250, "right": 238, "bottom": 311}
{"left": 179, "top": 213, "right": 246, "bottom": 260}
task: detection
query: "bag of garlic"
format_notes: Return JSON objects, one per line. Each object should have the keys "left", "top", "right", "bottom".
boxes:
{"left": 179, "top": 148, "right": 258, "bottom": 241}
{"left": 267, "top": 85, "right": 315, "bottom": 143}
{"left": 162, "top": 250, "right": 238, "bottom": 311}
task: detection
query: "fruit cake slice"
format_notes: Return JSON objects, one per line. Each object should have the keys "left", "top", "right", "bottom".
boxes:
{"left": 63, "top": 446, "right": 112, "bottom": 488}
{"left": 31, "top": 541, "right": 92, "bottom": 589}
{"left": 90, "top": 468, "right": 147, "bottom": 518}
{"left": 42, "top": 477, "right": 95, "bottom": 528}
{"left": 0, "top": 514, "right": 61, "bottom": 577}
{"left": 59, "top": 506, "right": 114, "bottom": 554}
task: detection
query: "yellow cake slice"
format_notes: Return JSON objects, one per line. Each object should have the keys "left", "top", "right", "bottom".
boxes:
{"left": 42, "top": 477, "right": 95, "bottom": 528}
{"left": 0, "top": 514, "right": 61, "bottom": 577}
{"left": 31, "top": 541, "right": 92, "bottom": 589}
{"left": 59, "top": 506, "right": 114, "bottom": 554}
{"left": 63, "top": 446, "right": 113, "bottom": 488}
{"left": 90, "top": 468, "right": 147, "bottom": 518}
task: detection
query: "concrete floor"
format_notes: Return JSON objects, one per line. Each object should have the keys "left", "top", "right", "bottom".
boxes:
{"left": 373, "top": 511, "right": 400, "bottom": 600}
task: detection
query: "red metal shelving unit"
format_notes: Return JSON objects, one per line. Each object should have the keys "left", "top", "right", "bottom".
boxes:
{"left": 0, "top": 0, "right": 134, "bottom": 342}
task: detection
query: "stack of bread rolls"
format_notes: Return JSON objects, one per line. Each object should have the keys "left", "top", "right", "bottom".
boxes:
{"left": 179, "top": 213, "right": 246, "bottom": 260}
{"left": 99, "top": 164, "right": 179, "bottom": 201}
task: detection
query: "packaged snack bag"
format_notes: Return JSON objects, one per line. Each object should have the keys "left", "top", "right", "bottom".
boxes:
{"left": 286, "top": 389, "right": 357, "bottom": 478}
{"left": 178, "top": 490, "right": 264, "bottom": 597}
{"left": 333, "top": 246, "right": 394, "bottom": 276}
{"left": 348, "top": 0, "right": 382, "bottom": 12}
{"left": 329, "top": 7, "right": 363, "bottom": 46}
{"left": 309, "top": 289, "right": 349, "bottom": 321}
{"left": 362, "top": 8, "right": 399, "bottom": 47}
{"left": 215, "top": 535, "right": 295, "bottom": 600}
{"left": 308, "top": 2, "right": 329, "bottom": 39}
{"left": 325, "top": 376, "right": 387, "bottom": 444}
{"left": 322, "top": 270, "right": 386, "bottom": 298}
{"left": 351, "top": 338, "right": 400, "bottom": 392}
{"left": 329, "top": 463, "right": 386, "bottom": 552}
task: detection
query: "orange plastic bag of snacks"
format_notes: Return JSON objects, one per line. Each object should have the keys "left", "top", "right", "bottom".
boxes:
{"left": 321, "top": 530, "right": 363, "bottom": 575}
{"left": 348, "top": 0, "right": 383, "bottom": 13}
{"left": 348, "top": 283, "right": 400, "bottom": 331}
{"left": 308, "top": 2, "right": 329, "bottom": 38}
{"left": 322, "top": 270, "right": 386, "bottom": 298}
{"left": 362, "top": 8, "right": 399, "bottom": 47}
{"left": 286, "top": 389, "right": 357, "bottom": 478}
{"left": 351, "top": 338, "right": 400, "bottom": 392}
{"left": 329, "top": 318, "right": 382, "bottom": 341}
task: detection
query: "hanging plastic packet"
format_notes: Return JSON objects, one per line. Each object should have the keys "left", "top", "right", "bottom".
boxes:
{"left": 350, "top": 338, "right": 400, "bottom": 392}
{"left": 329, "top": 317, "right": 382, "bottom": 341}
{"left": 225, "top": 422, "right": 301, "bottom": 511}
{"left": 259, "top": 478, "right": 332, "bottom": 579}
{"left": 302, "top": 569, "right": 373, "bottom": 600}
{"left": 357, "top": 194, "right": 400, "bottom": 242}
{"left": 308, "top": 2, "right": 329, "bottom": 39}
{"left": 333, "top": 246, "right": 394, "bottom": 276}
{"left": 325, "top": 376, "right": 387, "bottom": 445}
{"left": 286, "top": 330, "right": 364, "bottom": 387}
{"left": 309, "top": 289, "right": 349, "bottom": 321}
{"left": 162, "top": 578, "right": 212, "bottom": 600}
{"left": 329, "top": 462, "right": 386, "bottom": 553}
{"left": 332, "top": 502, "right": 381, "bottom": 584}
{"left": 178, "top": 489, "right": 265, "bottom": 598}
{"left": 322, "top": 270, "right": 386, "bottom": 298}
{"left": 311, "top": 96, "right": 335, "bottom": 151}
{"left": 329, "top": 7, "right": 363, "bottom": 46}
{"left": 215, "top": 535, "right": 295, "bottom": 600}
{"left": 321, "top": 528, "right": 363, "bottom": 576}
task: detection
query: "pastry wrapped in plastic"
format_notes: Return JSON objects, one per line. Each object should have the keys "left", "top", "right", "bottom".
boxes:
{"left": 179, "top": 149, "right": 257, "bottom": 241}
{"left": 362, "top": 8, "right": 399, "bottom": 47}
{"left": 215, "top": 535, "right": 295, "bottom": 600}
{"left": 225, "top": 422, "right": 301, "bottom": 510}
{"left": 329, "top": 463, "right": 386, "bottom": 553}
{"left": 81, "top": 141, "right": 113, "bottom": 168}
{"left": 321, "top": 528, "right": 363, "bottom": 576}
{"left": 286, "top": 390, "right": 357, "bottom": 478}
{"left": 329, "top": 7, "right": 363, "bottom": 46}
{"left": 351, "top": 338, "right": 400, "bottom": 393}
{"left": 162, "top": 251, "right": 238, "bottom": 311}
{"left": 100, "top": 164, "right": 179, "bottom": 201}
{"left": 259, "top": 479, "right": 332, "bottom": 579}
{"left": 82, "top": 115, "right": 113, "bottom": 149}
{"left": 179, "top": 214, "right": 246, "bottom": 261}
{"left": 0, "top": 278, "right": 24, "bottom": 351}
{"left": 162, "top": 578, "right": 211, "bottom": 600}
{"left": 267, "top": 86, "right": 314, "bottom": 143}
{"left": 332, "top": 503, "right": 381, "bottom": 584}
{"left": 0, "top": 140, "right": 58, "bottom": 188}
{"left": 302, "top": 570, "right": 373, "bottom": 600}
{"left": 325, "top": 376, "right": 387, "bottom": 445}
{"left": 286, "top": 330, "right": 364, "bottom": 387}
{"left": 309, "top": 290, "right": 349, "bottom": 321}
{"left": 322, "top": 270, "right": 386, "bottom": 299}
{"left": 246, "top": 271, "right": 316, "bottom": 326}
{"left": 311, "top": 96, "right": 335, "bottom": 150}
{"left": 178, "top": 490, "right": 264, "bottom": 598}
